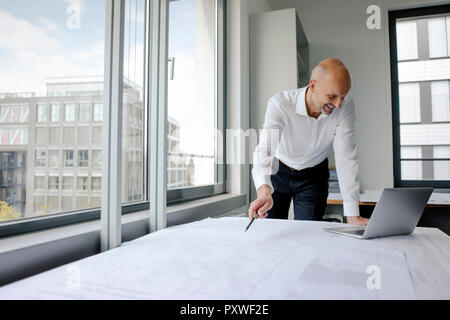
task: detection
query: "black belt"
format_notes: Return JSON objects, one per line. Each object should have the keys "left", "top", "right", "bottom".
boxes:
{"left": 279, "top": 158, "right": 328, "bottom": 172}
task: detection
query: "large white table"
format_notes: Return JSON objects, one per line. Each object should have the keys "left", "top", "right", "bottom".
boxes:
{"left": 0, "top": 217, "right": 449, "bottom": 300}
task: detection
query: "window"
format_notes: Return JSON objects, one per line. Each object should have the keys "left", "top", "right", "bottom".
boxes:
{"left": 91, "top": 197, "right": 101, "bottom": 207}
{"left": 399, "top": 83, "right": 421, "bottom": 123}
{"left": 78, "top": 150, "right": 89, "bottom": 167}
{"left": 79, "top": 103, "right": 91, "bottom": 122}
{"left": 121, "top": 0, "right": 146, "bottom": 204}
{"left": 37, "top": 104, "right": 47, "bottom": 122}
{"left": 76, "top": 196, "right": 89, "bottom": 210}
{"left": 50, "top": 104, "right": 61, "bottom": 122}
{"left": 92, "top": 150, "right": 102, "bottom": 168}
{"left": 390, "top": 4, "right": 450, "bottom": 187}
{"left": 166, "top": 0, "right": 225, "bottom": 201}
{"left": 36, "top": 151, "right": 46, "bottom": 167}
{"left": 64, "top": 104, "right": 76, "bottom": 122}
{"left": 63, "top": 127, "right": 75, "bottom": 145}
{"left": 0, "top": 106, "right": 9, "bottom": 123}
{"left": 0, "top": 0, "right": 107, "bottom": 224}
{"left": 0, "top": 0, "right": 226, "bottom": 239}
{"left": 428, "top": 17, "right": 448, "bottom": 58}
{"left": 401, "top": 146, "right": 423, "bottom": 180}
{"left": 77, "top": 176, "right": 89, "bottom": 191}
{"left": 35, "top": 176, "right": 45, "bottom": 190}
{"left": 93, "top": 103, "right": 103, "bottom": 122}
{"left": 0, "top": 105, "right": 28, "bottom": 123}
{"left": 92, "top": 176, "right": 101, "bottom": 191}
{"left": 431, "top": 81, "right": 450, "bottom": 122}
{"left": 35, "top": 127, "right": 47, "bottom": 145}
{"left": 62, "top": 177, "right": 73, "bottom": 191}
{"left": 48, "top": 176, "right": 59, "bottom": 191}
{"left": 62, "top": 196, "right": 73, "bottom": 212}
{"left": 49, "top": 127, "right": 61, "bottom": 144}
{"left": 78, "top": 127, "right": 90, "bottom": 145}
{"left": 433, "top": 146, "right": 450, "bottom": 180}
{"left": 63, "top": 150, "right": 74, "bottom": 167}
{"left": 33, "top": 196, "right": 46, "bottom": 215}
{"left": 396, "top": 20, "right": 418, "bottom": 61}
{"left": 48, "top": 150, "right": 60, "bottom": 168}
{"left": 92, "top": 127, "right": 102, "bottom": 144}
{"left": 48, "top": 196, "right": 59, "bottom": 213}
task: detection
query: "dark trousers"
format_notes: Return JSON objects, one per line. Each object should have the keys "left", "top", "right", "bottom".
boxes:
{"left": 267, "top": 158, "right": 329, "bottom": 221}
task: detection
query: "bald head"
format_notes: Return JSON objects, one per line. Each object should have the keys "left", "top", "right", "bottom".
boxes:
{"left": 306, "top": 58, "right": 352, "bottom": 115}
{"left": 311, "top": 58, "right": 352, "bottom": 89}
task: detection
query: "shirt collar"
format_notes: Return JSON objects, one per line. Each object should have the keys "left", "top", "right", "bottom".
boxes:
{"left": 296, "top": 86, "right": 329, "bottom": 120}
{"left": 295, "top": 86, "right": 309, "bottom": 117}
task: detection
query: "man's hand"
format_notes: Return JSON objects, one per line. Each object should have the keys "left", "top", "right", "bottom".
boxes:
{"left": 248, "top": 185, "right": 273, "bottom": 220}
{"left": 346, "top": 216, "right": 369, "bottom": 226}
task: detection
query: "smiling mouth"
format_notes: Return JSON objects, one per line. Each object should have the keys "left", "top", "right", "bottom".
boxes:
{"left": 324, "top": 104, "right": 335, "bottom": 112}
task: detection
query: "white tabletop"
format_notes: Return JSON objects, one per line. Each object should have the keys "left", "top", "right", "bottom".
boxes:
{"left": 0, "top": 217, "right": 449, "bottom": 300}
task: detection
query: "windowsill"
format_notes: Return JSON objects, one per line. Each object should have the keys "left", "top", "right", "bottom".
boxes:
{"left": 0, "top": 193, "right": 247, "bottom": 255}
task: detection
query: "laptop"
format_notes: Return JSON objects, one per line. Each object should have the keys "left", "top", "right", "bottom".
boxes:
{"left": 324, "top": 188, "right": 433, "bottom": 239}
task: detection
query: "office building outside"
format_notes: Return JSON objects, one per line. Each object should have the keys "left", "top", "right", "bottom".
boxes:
{"left": 396, "top": 14, "right": 450, "bottom": 181}
{"left": 0, "top": 76, "right": 188, "bottom": 220}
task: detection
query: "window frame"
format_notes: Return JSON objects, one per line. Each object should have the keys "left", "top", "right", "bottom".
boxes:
{"left": 390, "top": 4, "right": 450, "bottom": 188}
{"left": 0, "top": 0, "right": 227, "bottom": 239}
{"left": 166, "top": 0, "right": 227, "bottom": 204}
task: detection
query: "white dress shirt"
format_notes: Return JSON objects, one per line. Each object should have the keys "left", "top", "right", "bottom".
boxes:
{"left": 252, "top": 86, "right": 360, "bottom": 217}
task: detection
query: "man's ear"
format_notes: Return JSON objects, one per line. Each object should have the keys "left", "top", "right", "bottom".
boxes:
{"left": 309, "top": 79, "right": 316, "bottom": 92}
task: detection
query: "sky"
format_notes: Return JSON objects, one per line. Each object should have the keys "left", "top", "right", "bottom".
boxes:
{"left": 0, "top": 0, "right": 212, "bottom": 155}
{"left": 0, "top": 0, "right": 106, "bottom": 94}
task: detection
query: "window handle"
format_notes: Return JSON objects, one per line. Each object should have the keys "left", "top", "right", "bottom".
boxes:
{"left": 169, "top": 57, "right": 175, "bottom": 80}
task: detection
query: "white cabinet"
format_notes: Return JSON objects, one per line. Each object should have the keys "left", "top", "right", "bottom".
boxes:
{"left": 249, "top": 8, "right": 309, "bottom": 132}
{"left": 249, "top": 8, "right": 309, "bottom": 202}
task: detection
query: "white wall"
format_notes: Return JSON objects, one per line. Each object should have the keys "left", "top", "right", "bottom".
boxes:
{"left": 226, "top": 0, "right": 271, "bottom": 201}
{"left": 265, "top": 0, "right": 448, "bottom": 191}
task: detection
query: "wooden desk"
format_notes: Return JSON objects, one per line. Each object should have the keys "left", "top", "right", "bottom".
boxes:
{"left": 327, "top": 199, "right": 376, "bottom": 206}
{"left": 328, "top": 190, "right": 450, "bottom": 208}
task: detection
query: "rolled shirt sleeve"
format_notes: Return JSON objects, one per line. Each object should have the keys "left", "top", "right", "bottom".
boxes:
{"left": 333, "top": 98, "right": 361, "bottom": 217}
{"left": 252, "top": 97, "right": 285, "bottom": 194}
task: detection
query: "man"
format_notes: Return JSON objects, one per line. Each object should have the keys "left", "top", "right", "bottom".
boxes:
{"left": 249, "top": 58, "right": 369, "bottom": 226}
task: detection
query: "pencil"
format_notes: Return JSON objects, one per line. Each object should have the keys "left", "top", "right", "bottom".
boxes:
{"left": 244, "top": 214, "right": 258, "bottom": 232}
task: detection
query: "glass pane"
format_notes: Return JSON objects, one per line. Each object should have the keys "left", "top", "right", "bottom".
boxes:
{"left": 396, "top": 14, "right": 450, "bottom": 184}
{"left": 401, "top": 160, "right": 422, "bottom": 180}
{"left": 64, "top": 104, "right": 76, "bottom": 122}
{"left": 0, "top": 0, "right": 106, "bottom": 222}
{"left": 401, "top": 146, "right": 422, "bottom": 159}
{"left": 396, "top": 20, "right": 418, "bottom": 61}
{"left": 37, "top": 104, "right": 47, "bottom": 122}
{"left": 122, "top": 0, "right": 146, "bottom": 204}
{"left": 63, "top": 176, "right": 73, "bottom": 190}
{"left": 434, "top": 146, "right": 450, "bottom": 180}
{"left": 79, "top": 103, "right": 91, "bottom": 122}
{"left": 447, "top": 17, "right": 450, "bottom": 56}
{"left": 428, "top": 17, "right": 447, "bottom": 58}
{"left": 48, "top": 150, "right": 59, "bottom": 167}
{"left": 431, "top": 81, "right": 450, "bottom": 122}
{"left": 51, "top": 104, "right": 61, "bottom": 122}
{"left": 399, "top": 83, "right": 421, "bottom": 123}
{"left": 167, "top": 0, "right": 217, "bottom": 190}
{"left": 93, "top": 103, "right": 103, "bottom": 122}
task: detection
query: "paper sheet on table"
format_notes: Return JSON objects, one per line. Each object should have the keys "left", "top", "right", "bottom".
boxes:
{"left": 0, "top": 218, "right": 417, "bottom": 300}
{"left": 429, "top": 192, "right": 450, "bottom": 205}
{"left": 249, "top": 242, "right": 415, "bottom": 300}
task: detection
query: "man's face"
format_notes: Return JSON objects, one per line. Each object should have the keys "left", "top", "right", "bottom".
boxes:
{"left": 310, "top": 76, "right": 350, "bottom": 115}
